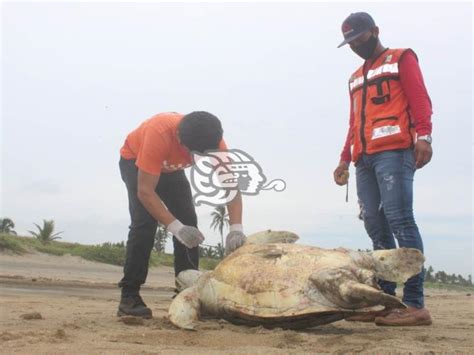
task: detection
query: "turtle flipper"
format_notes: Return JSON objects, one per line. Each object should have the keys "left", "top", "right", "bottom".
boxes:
{"left": 246, "top": 230, "right": 299, "bottom": 244}
{"left": 371, "top": 248, "right": 424, "bottom": 283}
{"left": 310, "top": 268, "right": 404, "bottom": 309}
{"left": 168, "top": 286, "right": 200, "bottom": 330}
{"left": 339, "top": 281, "right": 405, "bottom": 309}
{"left": 176, "top": 269, "right": 204, "bottom": 291}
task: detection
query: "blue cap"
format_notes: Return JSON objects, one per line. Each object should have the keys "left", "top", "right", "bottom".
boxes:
{"left": 337, "top": 12, "right": 376, "bottom": 48}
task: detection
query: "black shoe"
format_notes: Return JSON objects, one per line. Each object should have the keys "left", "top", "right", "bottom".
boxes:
{"left": 117, "top": 294, "right": 152, "bottom": 318}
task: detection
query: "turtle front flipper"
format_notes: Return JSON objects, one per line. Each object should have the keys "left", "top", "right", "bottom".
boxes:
{"left": 168, "top": 286, "right": 200, "bottom": 330}
{"left": 371, "top": 248, "right": 425, "bottom": 283}
{"left": 310, "top": 268, "right": 405, "bottom": 310}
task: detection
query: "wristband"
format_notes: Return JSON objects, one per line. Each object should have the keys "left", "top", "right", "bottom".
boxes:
{"left": 229, "top": 224, "right": 243, "bottom": 233}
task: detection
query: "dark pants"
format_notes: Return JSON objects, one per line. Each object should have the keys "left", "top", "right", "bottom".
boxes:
{"left": 356, "top": 149, "right": 425, "bottom": 308}
{"left": 118, "top": 158, "right": 199, "bottom": 292}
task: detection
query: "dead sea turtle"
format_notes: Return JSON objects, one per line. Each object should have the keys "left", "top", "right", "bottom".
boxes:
{"left": 169, "top": 230, "right": 424, "bottom": 330}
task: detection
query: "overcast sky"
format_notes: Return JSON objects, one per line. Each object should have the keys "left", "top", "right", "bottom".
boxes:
{"left": 1, "top": 2, "right": 472, "bottom": 276}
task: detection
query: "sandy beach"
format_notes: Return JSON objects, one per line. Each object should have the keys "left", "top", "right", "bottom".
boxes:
{"left": 1, "top": 251, "right": 473, "bottom": 354}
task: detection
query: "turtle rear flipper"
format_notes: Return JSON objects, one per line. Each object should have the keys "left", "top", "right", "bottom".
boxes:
{"left": 168, "top": 287, "right": 200, "bottom": 330}
{"left": 340, "top": 281, "right": 405, "bottom": 309}
{"left": 310, "top": 268, "right": 405, "bottom": 309}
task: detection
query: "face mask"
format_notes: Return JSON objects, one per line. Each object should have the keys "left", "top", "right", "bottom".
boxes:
{"left": 352, "top": 35, "right": 378, "bottom": 60}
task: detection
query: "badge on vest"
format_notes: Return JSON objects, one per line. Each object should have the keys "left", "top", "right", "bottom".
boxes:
{"left": 372, "top": 125, "right": 401, "bottom": 140}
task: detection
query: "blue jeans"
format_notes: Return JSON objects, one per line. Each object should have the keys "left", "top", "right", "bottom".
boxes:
{"left": 356, "top": 149, "right": 425, "bottom": 308}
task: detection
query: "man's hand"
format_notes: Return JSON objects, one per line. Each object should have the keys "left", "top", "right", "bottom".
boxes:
{"left": 225, "top": 224, "right": 246, "bottom": 255}
{"left": 333, "top": 161, "right": 350, "bottom": 186}
{"left": 414, "top": 140, "right": 433, "bottom": 169}
{"left": 167, "top": 220, "right": 205, "bottom": 249}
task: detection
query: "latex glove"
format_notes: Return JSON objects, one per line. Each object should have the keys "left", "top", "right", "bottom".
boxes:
{"left": 225, "top": 224, "right": 247, "bottom": 255}
{"left": 167, "top": 220, "right": 205, "bottom": 249}
{"left": 414, "top": 140, "right": 432, "bottom": 169}
{"left": 333, "top": 161, "right": 350, "bottom": 186}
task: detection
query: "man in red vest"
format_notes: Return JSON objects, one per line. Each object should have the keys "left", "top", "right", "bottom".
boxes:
{"left": 118, "top": 111, "right": 246, "bottom": 318}
{"left": 333, "top": 12, "right": 433, "bottom": 326}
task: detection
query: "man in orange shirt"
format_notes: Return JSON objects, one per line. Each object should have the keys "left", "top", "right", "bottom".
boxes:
{"left": 118, "top": 111, "right": 245, "bottom": 318}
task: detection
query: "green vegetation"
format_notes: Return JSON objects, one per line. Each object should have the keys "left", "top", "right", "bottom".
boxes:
{"left": 29, "top": 219, "right": 63, "bottom": 243}
{"left": 0, "top": 234, "right": 219, "bottom": 270}
{"left": 0, "top": 217, "right": 17, "bottom": 235}
{"left": 199, "top": 256, "right": 220, "bottom": 270}
{"left": 424, "top": 265, "right": 473, "bottom": 289}
{"left": 424, "top": 281, "right": 474, "bottom": 292}
{"left": 0, "top": 216, "right": 224, "bottom": 270}
{"left": 154, "top": 224, "right": 171, "bottom": 253}
{"left": 0, "top": 234, "right": 26, "bottom": 254}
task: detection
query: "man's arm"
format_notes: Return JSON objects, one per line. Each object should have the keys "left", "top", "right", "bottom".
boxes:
{"left": 226, "top": 191, "right": 242, "bottom": 225}
{"left": 334, "top": 97, "right": 354, "bottom": 185}
{"left": 224, "top": 192, "right": 245, "bottom": 254}
{"left": 399, "top": 50, "right": 433, "bottom": 169}
{"left": 137, "top": 170, "right": 176, "bottom": 226}
{"left": 340, "top": 108, "right": 354, "bottom": 165}
{"left": 137, "top": 169, "right": 204, "bottom": 248}
{"left": 399, "top": 50, "right": 432, "bottom": 136}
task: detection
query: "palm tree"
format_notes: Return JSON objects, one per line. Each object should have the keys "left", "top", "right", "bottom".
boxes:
{"left": 434, "top": 271, "right": 448, "bottom": 284}
{"left": 29, "top": 219, "right": 63, "bottom": 243}
{"left": 210, "top": 205, "right": 229, "bottom": 257}
{"left": 0, "top": 218, "right": 17, "bottom": 235}
{"left": 425, "top": 265, "right": 434, "bottom": 282}
{"left": 154, "top": 224, "right": 171, "bottom": 253}
{"left": 215, "top": 243, "right": 225, "bottom": 259}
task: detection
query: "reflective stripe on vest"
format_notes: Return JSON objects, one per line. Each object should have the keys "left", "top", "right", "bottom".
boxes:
{"left": 350, "top": 63, "right": 400, "bottom": 91}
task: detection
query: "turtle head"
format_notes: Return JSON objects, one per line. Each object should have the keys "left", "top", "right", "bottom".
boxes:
{"left": 175, "top": 269, "right": 203, "bottom": 292}
{"left": 371, "top": 248, "right": 425, "bottom": 283}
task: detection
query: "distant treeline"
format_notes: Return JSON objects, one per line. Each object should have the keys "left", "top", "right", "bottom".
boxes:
{"left": 2, "top": 217, "right": 472, "bottom": 284}
{"left": 425, "top": 265, "right": 472, "bottom": 286}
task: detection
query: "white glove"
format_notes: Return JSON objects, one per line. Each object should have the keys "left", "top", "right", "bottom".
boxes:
{"left": 225, "top": 224, "right": 247, "bottom": 255}
{"left": 167, "top": 220, "right": 205, "bottom": 249}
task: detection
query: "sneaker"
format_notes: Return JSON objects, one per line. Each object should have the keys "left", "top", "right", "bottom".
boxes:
{"left": 117, "top": 294, "right": 153, "bottom": 319}
{"left": 375, "top": 307, "right": 432, "bottom": 326}
{"left": 345, "top": 307, "right": 395, "bottom": 322}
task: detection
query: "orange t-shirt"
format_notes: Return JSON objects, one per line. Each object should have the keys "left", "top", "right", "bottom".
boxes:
{"left": 120, "top": 112, "right": 227, "bottom": 175}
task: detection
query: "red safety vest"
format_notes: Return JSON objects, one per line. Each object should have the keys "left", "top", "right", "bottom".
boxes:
{"left": 349, "top": 48, "right": 416, "bottom": 163}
